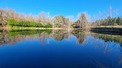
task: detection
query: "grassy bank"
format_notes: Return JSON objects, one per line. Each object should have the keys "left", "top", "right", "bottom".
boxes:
{"left": 9, "top": 26, "right": 66, "bottom": 30}
{"left": 8, "top": 19, "right": 52, "bottom": 28}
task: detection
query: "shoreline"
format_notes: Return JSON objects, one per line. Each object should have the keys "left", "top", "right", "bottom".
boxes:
{"left": 1, "top": 26, "right": 122, "bottom": 30}
{"left": 0, "top": 26, "right": 71, "bottom": 30}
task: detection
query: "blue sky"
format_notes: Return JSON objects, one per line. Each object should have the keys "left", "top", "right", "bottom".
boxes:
{"left": 0, "top": 0, "right": 122, "bottom": 21}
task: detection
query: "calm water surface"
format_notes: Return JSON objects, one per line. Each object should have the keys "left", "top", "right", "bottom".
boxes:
{"left": 0, "top": 29, "right": 122, "bottom": 68}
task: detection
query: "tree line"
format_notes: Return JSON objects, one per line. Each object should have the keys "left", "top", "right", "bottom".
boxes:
{"left": 0, "top": 7, "right": 88, "bottom": 28}
{"left": 0, "top": 8, "right": 53, "bottom": 27}
{"left": 0, "top": 8, "right": 73, "bottom": 28}
{"left": 91, "top": 16, "right": 122, "bottom": 26}
{"left": 1, "top": 7, "right": 121, "bottom": 29}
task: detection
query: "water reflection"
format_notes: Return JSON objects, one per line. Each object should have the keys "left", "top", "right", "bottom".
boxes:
{"left": 0, "top": 29, "right": 122, "bottom": 68}
{"left": 91, "top": 33, "right": 122, "bottom": 46}
{"left": 0, "top": 29, "right": 52, "bottom": 46}
{"left": 0, "top": 29, "right": 122, "bottom": 47}
{"left": 72, "top": 29, "right": 87, "bottom": 44}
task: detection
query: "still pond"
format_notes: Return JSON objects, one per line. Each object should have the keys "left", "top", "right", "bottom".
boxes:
{"left": 0, "top": 29, "right": 122, "bottom": 68}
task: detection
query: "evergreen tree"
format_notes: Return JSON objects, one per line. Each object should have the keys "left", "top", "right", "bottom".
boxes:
{"left": 116, "top": 17, "right": 121, "bottom": 25}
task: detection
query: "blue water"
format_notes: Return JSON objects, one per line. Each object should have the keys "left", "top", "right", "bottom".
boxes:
{"left": 0, "top": 32, "right": 122, "bottom": 68}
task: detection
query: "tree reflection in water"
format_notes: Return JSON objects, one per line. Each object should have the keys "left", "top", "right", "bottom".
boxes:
{"left": 0, "top": 29, "right": 122, "bottom": 67}
{"left": 0, "top": 29, "right": 122, "bottom": 47}
{"left": 72, "top": 29, "right": 87, "bottom": 44}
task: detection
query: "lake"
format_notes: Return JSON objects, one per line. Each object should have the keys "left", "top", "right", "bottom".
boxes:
{"left": 0, "top": 29, "right": 122, "bottom": 68}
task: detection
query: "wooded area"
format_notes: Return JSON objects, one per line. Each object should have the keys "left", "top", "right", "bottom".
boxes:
{"left": 0, "top": 7, "right": 122, "bottom": 29}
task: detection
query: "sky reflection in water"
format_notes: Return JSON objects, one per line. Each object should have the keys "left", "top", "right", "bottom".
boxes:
{"left": 0, "top": 30, "right": 122, "bottom": 68}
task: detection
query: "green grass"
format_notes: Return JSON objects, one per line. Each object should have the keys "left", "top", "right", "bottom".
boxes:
{"left": 8, "top": 19, "right": 52, "bottom": 28}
